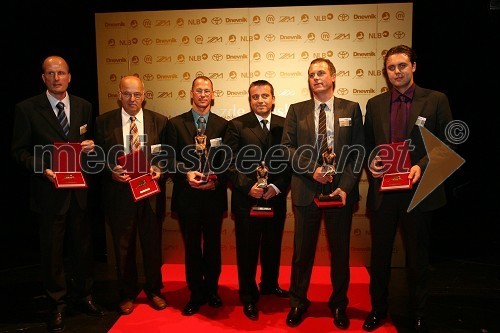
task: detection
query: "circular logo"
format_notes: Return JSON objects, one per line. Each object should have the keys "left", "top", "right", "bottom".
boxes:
{"left": 337, "top": 88, "right": 349, "bottom": 95}
{"left": 253, "top": 16, "right": 260, "bottom": 24}
{"left": 212, "top": 17, "right": 222, "bottom": 25}
{"left": 265, "top": 34, "right": 275, "bottom": 42}
{"left": 130, "top": 20, "right": 138, "bottom": 28}
{"left": 301, "top": 14, "right": 309, "bottom": 23}
{"left": 142, "top": 38, "right": 153, "bottom": 46}
{"left": 337, "top": 13, "right": 349, "bottom": 21}
{"left": 212, "top": 54, "right": 223, "bottom": 61}
{"left": 143, "top": 74, "right": 154, "bottom": 81}
{"left": 213, "top": 90, "right": 224, "bottom": 97}
{"left": 143, "top": 19, "right": 151, "bottom": 28}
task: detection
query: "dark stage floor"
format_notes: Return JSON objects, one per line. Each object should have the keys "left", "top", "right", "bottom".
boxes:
{"left": 0, "top": 255, "right": 498, "bottom": 333}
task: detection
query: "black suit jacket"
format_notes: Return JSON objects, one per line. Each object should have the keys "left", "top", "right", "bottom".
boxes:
{"left": 223, "top": 112, "right": 290, "bottom": 216}
{"left": 165, "top": 110, "right": 228, "bottom": 214}
{"left": 364, "top": 84, "right": 454, "bottom": 212}
{"left": 94, "top": 108, "right": 168, "bottom": 218}
{"left": 281, "top": 97, "right": 365, "bottom": 206}
{"left": 12, "top": 93, "right": 93, "bottom": 215}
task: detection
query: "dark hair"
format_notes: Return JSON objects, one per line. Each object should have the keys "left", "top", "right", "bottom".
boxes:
{"left": 310, "top": 58, "right": 336, "bottom": 75}
{"left": 248, "top": 80, "right": 274, "bottom": 98}
{"left": 383, "top": 45, "right": 417, "bottom": 68}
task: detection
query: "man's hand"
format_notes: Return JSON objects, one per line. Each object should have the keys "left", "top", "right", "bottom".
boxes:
{"left": 313, "top": 167, "right": 332, "bottom": 184}
{"left": 81, "top": 140, "right": 95, "bottom": 153}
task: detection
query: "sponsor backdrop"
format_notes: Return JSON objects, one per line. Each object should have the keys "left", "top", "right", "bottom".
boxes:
{"left": 96, "top": 3, "right": 412, "bottom": 267}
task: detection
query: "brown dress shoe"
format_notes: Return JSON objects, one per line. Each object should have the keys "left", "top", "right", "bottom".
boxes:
{"left": 119, "top": 300, "right": 134, "bottom": 315}
{"left": 149, "top": 294, "right": 167, "bottom": 310}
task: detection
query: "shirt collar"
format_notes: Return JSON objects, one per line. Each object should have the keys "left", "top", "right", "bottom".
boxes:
{"left": 122, "top": 109, "right": 144, "bottom": 125}
{"left": 192, "top": 109, "right": 210, "bottom": 124}
{"left": 314, "top": 97, "right": 334, "bottom": 112}
{"left": 392, "top": 83, "right": 416, "bottom": 102}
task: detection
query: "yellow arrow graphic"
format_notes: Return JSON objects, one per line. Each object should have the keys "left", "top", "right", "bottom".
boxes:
{"left": 408, "top": 126, "right": 465, "bottom": 212}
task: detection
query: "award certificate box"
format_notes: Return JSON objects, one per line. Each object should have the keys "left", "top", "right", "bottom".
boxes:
{"left": 250, "top": 206, "right": 274, "bottom": 218}
{"left": 117, "top": 149, "right": 150, "bottom": 180}
{"left": 54, "top": 172, "right": 87, "bottom": 188}
{"left": 129, "top": 173, "right": 160, "bottom": 202}
{"left": 314, "top": 196, "right": 344, "bottom": 208}
{"left": 52, "top": 142, "right": 87, "bottom": 188}
{"left": 379, "top": 141, "right": 412, "bottom": 192}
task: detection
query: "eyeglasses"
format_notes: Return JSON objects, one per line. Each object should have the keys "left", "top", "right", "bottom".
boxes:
{"left": 386, "top": 63, "right": 410, "bottom": 72}
{"left": 121, "top": 91, "right": 143, "bottom": 99}
{"left": 44, "top": 71, "right": 68, "bottom": 77}
{"left": 194, "top": 89, "right": 212, "bottom": 96}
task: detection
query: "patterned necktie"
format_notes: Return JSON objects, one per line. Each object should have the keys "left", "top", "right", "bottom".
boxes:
{"left": 393, "top": 94, "right": 409, "bottom": 142}
{"left": 129, "top": 116, "right": 140, "bottom": 152}
{"left": 261, "top": 119, "right": 269, "bottom": 136}
{"left": 198, "top": 116, "right": 206, "bottom": 134}
{"left": 318, "top": 103, "right": 327, "bottom": 154}
{"left": 56, "top": 102, "right": 69, "bottom": 137}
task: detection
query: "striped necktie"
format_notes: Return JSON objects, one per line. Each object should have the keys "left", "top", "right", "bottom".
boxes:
{"left": 129, "top": 116, "right": 140, "bottom": 152}
{"left": 318, "top": 103, "right": 327, "bottom": 154}
{"left": 56, "top": 102, "right": 69, "bottom": 137}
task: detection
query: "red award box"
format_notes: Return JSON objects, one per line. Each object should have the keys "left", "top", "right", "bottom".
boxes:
{"left": 250, "top": 206, "right": 274, "bottom": 218}
{"left": 54, "top": 172, "right": 88, "bottom": 188}
{"left": 378, "top": 141, "right": 412, "bottom": 192}
{"left": 117, "top": 149, "right": 150, "bottom": 180}
{"left": 52, "top": 142, "right": 87, "bottom": 188}
{"left": 314, "top": 197, "right": 344, "bottom": 208}
{"left": 128, "top": 173, "right": 160, "bottom": 202}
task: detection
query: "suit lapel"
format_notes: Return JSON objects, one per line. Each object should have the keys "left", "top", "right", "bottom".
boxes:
{"left": 248, "top": 113, "right": 268, "bottom": 145}
{"left": 67, "top": 97, "right": 82, "bottom": 141}
{"left": 408, "top": 85, "right": 424, "bottom": 136}
{"left": 305, "top": 100, "right": 316, "bottom": 146}
{"left": 37, "top": 95, "right": 67, "bottom": 139}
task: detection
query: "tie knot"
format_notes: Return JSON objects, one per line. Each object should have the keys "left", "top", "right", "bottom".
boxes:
{"left": 198, "top": 116, "right": 206, "bottom": 124}
{"left": 319, "top": 103, "right": 326, "bottom": 112}
{"left": 56, "top": 102, "right": 65, "bottom": 112}
{"left": 261, "top": 119, "right": 268, "bottom": 126}
{"left": 130, "top": 116, "right": 136, "bottom": 122}
{"left": 398, "top": 94, "right": 409, "bottom": 103}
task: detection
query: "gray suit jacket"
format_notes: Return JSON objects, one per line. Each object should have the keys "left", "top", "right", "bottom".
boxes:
{"left": 364, "top": 84, "right": 454, "bottom": 211}
{"left": 281, "top": 97, "right": 364, "bottom": 206}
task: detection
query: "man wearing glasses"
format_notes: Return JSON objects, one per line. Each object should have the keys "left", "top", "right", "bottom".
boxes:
{"left": 94, "top": 75, "right": 169, "bottom": 316}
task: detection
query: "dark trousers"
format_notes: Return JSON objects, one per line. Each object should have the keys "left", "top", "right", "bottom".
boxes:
{"left": 178, "top": 195, "right": 223, "bottom": 303}
{"left": 368, "top": 192, "right": 432, "bottom": 317}
{"left": 38, "top": 191, "right": 93, "bottom": 312}
{"left": 108, "top": 200, "right": 164, "bottom": 301}
{"left": 234, "top": 211, "right": 286, "bottom": 304}
{"left": 289, "top": 201, "right": 353, "bottom": 310}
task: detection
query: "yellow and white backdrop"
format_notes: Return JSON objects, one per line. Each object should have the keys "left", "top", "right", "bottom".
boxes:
{"left": 95, "top": 3, "right": 412, "bottom": 267}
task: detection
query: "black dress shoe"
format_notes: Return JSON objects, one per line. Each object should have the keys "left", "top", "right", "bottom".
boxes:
{"left": 79, "top": 299, "right": 105, "bottom": 316}
{"left": 243, "top": 303, "right": 259, "bottom": 320}
{"left": 260, "top": 286, "right": 290, "bottom": 298}
{"left": 414, "top": 317, "right": 429, "bottom": 333}
{"left": 47, "top": 312, "right": 65, "bottom": 332}
{"left": 182, "top": 302, "right": 201, "bottom": 316}
{"left": 207, "top": 294, "right": 223, "bottom": 308}
{"left": 362, "top": 311, "right": 387, "bottom": 332}
{"left": 286, "top": 307, "right": 307, "bottom": 327}
{"left": 332, "top": 308, "right": 350, "bottom": 330}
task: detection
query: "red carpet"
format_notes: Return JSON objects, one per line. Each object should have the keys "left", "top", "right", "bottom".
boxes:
{"left": 109, "top": 264, "right": 397, "bottom": 332}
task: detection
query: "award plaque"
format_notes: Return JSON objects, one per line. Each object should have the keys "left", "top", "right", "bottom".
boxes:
{"left": 378, "top": 141, "right": 412, "bottom": 192}
{"left": 315, "top": 147, "right": 343, "bottom": 208}
{"left": 52, "top": 142, "right": 87, "bottom": 188}
{"left": 129, "top": 173, "right": 160, "bottom": 202}
{"left": 250, "top": 161, "right": 274, "bottom": 217}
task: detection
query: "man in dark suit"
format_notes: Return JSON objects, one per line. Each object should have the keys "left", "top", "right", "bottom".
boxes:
{"left": 165, "top": 76, "right": 228, "bottom": 316}
{"left": 281, "top": 58, "right": 364, "bottom": 329}
{"left": 11, "top": 55, "right": 104, "bottom": 333}
{"left": 223, "top": 80, "right": 291, "bottom": 320}
{"left": 94, "top": 75, "right": 168, "bottom": 316}
{"left": 362, "top": 45, "right": 454, "bottom": 333}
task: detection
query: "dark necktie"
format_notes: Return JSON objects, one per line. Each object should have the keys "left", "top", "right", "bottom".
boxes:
{"left": 129, "top": 116, "right": 140, "bottom": 152}
{"left": 393, "top": 94, "right": 409, "bottom": 142}
{"left": 56, "top": 102, "right": 69, "bottom": 137}
{"left": 318, "top": 103, "right": 327, "bottom": 154}
{"left": 198, "top": 116, "right": 206, "bottom": 134}
{"left": 261, "top": 119, "right": 269, "bottom": 136}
